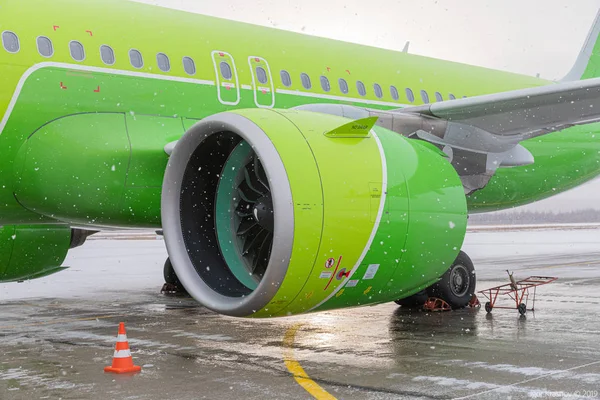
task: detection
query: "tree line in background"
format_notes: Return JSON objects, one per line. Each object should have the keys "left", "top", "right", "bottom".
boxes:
{"left": 468, "top": 209, "right": 600, "bottom": 225}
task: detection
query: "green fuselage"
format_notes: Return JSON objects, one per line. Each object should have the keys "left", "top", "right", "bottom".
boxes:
{"left": 1, "top": 0, "right": 599, "bottom": 228}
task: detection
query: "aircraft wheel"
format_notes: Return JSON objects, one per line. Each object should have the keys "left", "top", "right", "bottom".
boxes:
{"left": 163, "top": 258, "right": 181, "bottom": 286}
{"left": 394, "top": 290, "right": 429, "bottom": 308}
{"left": 427, "top": 251, "right": 476, "bottom": 309}
{"left": 518, "top": 303, "right": 527, "bottom": 315}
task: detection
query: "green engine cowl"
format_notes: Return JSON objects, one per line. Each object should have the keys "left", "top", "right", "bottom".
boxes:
{"left": 162, "top": 109, "right": 468, "bottom": 318}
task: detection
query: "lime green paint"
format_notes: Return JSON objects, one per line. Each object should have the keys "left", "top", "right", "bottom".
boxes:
{"left": 125, "top": 114, "right": 184, "bottom": 188}
{"left": 15, "top": 113, "right": 131, "bottom": 226}
{"left": 0, "top": 0, "right": 598, "bottom": 229}
{"left": 215, "top": 109, "right": 465, "bottom": 317}
{"left": 467, "top": 125, "right": 600, "bottom": 212}
{"left": 268, "top": 109, "right": 384, "bottom": 316}
{"left": 325, "top": 116, "right": 378, "bottom": 137}
{"left": 231, "top": 109, "right": 325, "bottom": 317}
{"left": 1, "top": 0, "right": 600, "bottom": 296}
{"left": 0, "top": 225, "right": 71, "bottom": 282}
{"left": 582, "top": 34, "right": 600, "bottom": 80}
{"left": 226, "top": 108, "right": 384, "bottom": 317}
{"left": 313, "top": 127, "right": 467, "bottom": 313}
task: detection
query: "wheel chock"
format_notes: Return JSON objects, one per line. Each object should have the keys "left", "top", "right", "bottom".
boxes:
{"left": 468, "top": 294, "right": 481, "bottom": 308}
{"left": 423, "top": 297, "right": 452, "bottom": 312}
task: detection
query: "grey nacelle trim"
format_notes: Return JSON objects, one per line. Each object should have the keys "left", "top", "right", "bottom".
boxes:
{"left": 161, "top": 111, "right": 294, "bottom": 317}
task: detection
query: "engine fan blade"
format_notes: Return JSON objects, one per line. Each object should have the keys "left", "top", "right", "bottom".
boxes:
{"left": 254, "top": 156, "right": 269, "bottom": 191}
{"left": 252, "top": 232, "right": 273, "bottom": 276}
{"left": 237, "top": 217, "right": 258, "bottom": 236}
{"left": 242, "top": 227, "right": 268, "bottom": 256}
{"left": 238, "top": 181, "right": 259, "bottom": 203}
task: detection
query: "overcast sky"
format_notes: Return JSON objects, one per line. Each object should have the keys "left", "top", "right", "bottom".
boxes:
{"left": 134, "top": 0, "right": 600, "bottom": 79}
{"left": 132, "top": 0, "right": 600, "bottom": 211}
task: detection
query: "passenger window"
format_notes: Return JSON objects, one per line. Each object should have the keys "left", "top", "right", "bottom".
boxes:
{"left": 182, "top": 57, "right": 196, "bottom": 75}
{"left": 405, "top": 88, "right": 415, "bottom": 103}
{"left": 256, "top": 66, "right": 268, "bottom": 84}
{"left": 129, "top": 49, "right": 144, "bottom": 69}
{"left": 100, "top": 45, "right": 115, "bottom": 65}
{"left": 301, "top": 73, "right": 312, "bottom": 89}
{"left": 357, "top": 81, "right": 366, "bottom": 96}
{"left": 449, "top": 93, "right": 456, "bottom": 100}
{"left": 280, "top": 70, "right": 292, "bottom": 87}
{"left": 435, "top": 92, "right": 443, "bottom": 102}
{"left": 2, "top": 31, "right": 19, "bottom": 53}
{"left": 157, "top": 53, "right": 170, "bottom": 72}
{"left": 339, "top": 78, "right": 349, "bottom": 94}
{"left": 320, "top": 76, "right": 331, "bottom": 92}
{"left": 69, "top": 41, "right": 85, "bottom": 62}
{"left": 220, "top": 61, "right": 233, "bottom": 80}
{"left": 420, "top": 90, "right": 430, "bottom": 104}
{"left": 373, "top": 83, "right": 383, "bottom": 99}
{"left": 37, "top": 36, "right": 53, "bottom": 58}
{"left": 390, "top": 86, "right": 399, "bottom": 101}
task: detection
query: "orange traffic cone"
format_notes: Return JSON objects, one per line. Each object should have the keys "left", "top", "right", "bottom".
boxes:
{"left": 104, "top": 322, "right": 142, "bottom": 374}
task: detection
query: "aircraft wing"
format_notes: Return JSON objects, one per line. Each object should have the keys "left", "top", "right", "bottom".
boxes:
{"left": 296, "top": 78, "right": 600, "bottom": 194}
{"left": 394, "top": 77, "right": 600, "bottom": 192}
{"left": 400, "top": 77, "right": 600, "bottom": 140}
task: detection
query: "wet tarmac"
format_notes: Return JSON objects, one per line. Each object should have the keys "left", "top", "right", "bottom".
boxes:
{"left": 2, "top": 228, "right": 600, "bottom": 399}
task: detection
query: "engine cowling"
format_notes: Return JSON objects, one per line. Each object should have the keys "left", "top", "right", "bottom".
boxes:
{"left": 162, "top": 109, "right": 467, "bottom": 317}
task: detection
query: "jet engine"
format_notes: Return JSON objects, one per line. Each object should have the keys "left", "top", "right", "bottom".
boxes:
{"left": 162, "top": 109, "right": 467, "bottom": 317}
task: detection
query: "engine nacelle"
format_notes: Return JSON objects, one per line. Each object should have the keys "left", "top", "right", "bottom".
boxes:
{"left": 162, "top": 109, "right": 467, "bottom": 317}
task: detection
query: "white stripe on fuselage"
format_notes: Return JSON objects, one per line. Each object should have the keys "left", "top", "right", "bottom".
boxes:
{"left": 276, "top": 88, "right": 409, "bottom": 108}
{"left": 0, "top": 62, "right": 215, "bottom": 136}
{"left": 0, "top": 62, "right": 410, "bottom": 137}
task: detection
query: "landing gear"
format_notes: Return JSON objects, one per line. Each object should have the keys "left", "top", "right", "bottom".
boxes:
{"left": 394, "top": 251, "right": 477, "bottom": 310}
{"left": 161, "top": 258, "right": 188, "bottom": 295}
{"left": 427, "top": 251, "right": 476, "bottom": 309}
{"left": 394, "top": 290, "right": 429, "bottom": 308}
{"left": 518, "top": 303, "right": 527, "bottom": 316}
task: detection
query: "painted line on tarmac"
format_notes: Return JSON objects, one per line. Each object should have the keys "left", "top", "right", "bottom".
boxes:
{"left": 283, "top": 323, "right": 337, "bottom": 400}
{"left": 0, "top": 314, "right": 124, "bottom": 330}
{"left": 452, "top": 359, "right": 600, "bottom": 400}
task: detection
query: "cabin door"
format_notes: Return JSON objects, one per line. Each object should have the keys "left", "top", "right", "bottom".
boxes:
{"left": 248, "top": 56, "right": 275, "bottom": 108}
{"left": 212, "top": 51, "right": 240, "bottom": 106}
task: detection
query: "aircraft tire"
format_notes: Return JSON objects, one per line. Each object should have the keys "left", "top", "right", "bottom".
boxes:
{"left": 394, "top": 290, "right": 429, "bottom": 308}
{"left": 427, "top": 251, "right": 476, "bottom": 309}
{"left": 163, "top": 258, "right": 181, "bottom": 286}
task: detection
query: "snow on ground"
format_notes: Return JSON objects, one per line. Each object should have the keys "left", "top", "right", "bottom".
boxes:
{"left": 2, "top": 227, "right": 600, "bottom": 301}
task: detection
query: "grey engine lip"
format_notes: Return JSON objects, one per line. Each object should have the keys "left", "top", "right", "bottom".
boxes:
{"left": 161, "top": 111, "right": 294, "bottom": 317}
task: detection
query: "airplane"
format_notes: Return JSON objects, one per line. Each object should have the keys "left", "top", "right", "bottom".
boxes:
{"left": 2, "top": 0, "right": 600, "bottom": 318}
